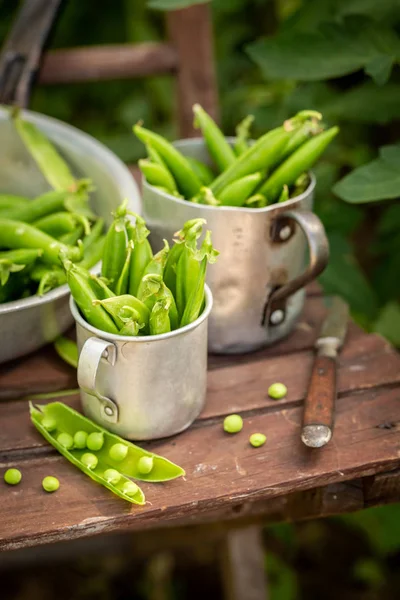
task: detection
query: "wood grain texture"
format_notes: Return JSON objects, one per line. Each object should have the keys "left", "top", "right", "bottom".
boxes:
{"left": 167, "top": 4, "right": 219, "bottom": 137}
{"left": 1, "top": 387, "right": 400, "bottom": 551}
{"left": 39, "top": 43, "right": 178, "bottom": 84}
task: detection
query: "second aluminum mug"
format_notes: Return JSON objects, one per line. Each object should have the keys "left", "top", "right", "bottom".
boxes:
{"left": 142, "top": 138, "right": 329, "bottom": 354}
{"left": 71, "top": 286, "right": 212, "bottom": 440}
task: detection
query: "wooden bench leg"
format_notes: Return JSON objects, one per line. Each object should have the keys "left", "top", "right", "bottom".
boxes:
{"left": 220, "top": 526, "right": 268, "bottom": 600}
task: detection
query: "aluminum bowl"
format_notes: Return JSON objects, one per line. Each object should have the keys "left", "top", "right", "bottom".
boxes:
{"left": 0, "top": 106, "right": 140, "bottom": 363}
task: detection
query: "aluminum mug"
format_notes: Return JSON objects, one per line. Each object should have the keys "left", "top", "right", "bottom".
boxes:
{"left": 70, "top": 286, "right": 212, "bottom": 441}
{"left": 142, "top": 137, "right": 329, "bottom": 354}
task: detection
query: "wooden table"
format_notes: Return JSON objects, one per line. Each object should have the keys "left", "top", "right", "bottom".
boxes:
{"left": 1, "top": 284, "right": 400, "bottom": 595}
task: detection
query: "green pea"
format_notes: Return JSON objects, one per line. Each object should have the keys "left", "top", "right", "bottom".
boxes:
{"left": 41, "top": 417, "right": 57, "bottom": 432}
{"left": 223, "top": 414, "right": 243, "bottom": 434}
{"left": 42, "top": 476, "right": 60, "bottom": 492}
{"left": 268, "top": 383, "right": 287, "bottom": 400}
{"left": 137, "top": 456, "right": 154, "bottom": 475}
{"left": 109, "top": 443, "right": 128, "bottom": 462}
{"left": 86, "top": 432, "right": 104, "bottom": 451}
{"left": 74, "top": 430, "right": 88, "bottom": 449}
{"left": 103, "top": 469, "right": 121, "bottom": 486}
{"left": 57, "top": 432, "right": 74, "bottom": 449}
{"left": 122, "top": 481, "right": 139, "bottom": 497}
{"left": 249, "top": 433, "right": 267, "bottom": 448}
{"left": 4, "top": 468, "right": 22, "bottom": 485}
{"left": 81, "top": 453, "right": 98, "bottom": 470}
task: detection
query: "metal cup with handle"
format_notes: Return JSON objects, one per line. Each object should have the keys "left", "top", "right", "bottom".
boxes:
{"left": 142, "top": 138, "right": 329, "bottom": 354}
{"left": 70, "top": 286, "right": 212, "bottom": 440}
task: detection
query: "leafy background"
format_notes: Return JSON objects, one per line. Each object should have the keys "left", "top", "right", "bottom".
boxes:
{"left": 1, "top": 0, "right": 400, "bottom": 598}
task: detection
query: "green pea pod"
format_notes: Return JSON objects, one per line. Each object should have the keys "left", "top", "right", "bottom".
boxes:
{"left": 33, "top": 212, "right": 90, "bottom": 237}
{"left": 197, "top": 187, "right": 220, "bottom": 206}
{"left": 209, "top": 126, "right": 293, "bottom": 195}
{"left": 59, "top": 226, "right": 84, "bottom": 245}
{"left": 279, "top": 118, "right": 323, "bottom": 163}
{"left": 234, "top": 115, "right": 254, "bottom": 156}
{"left": 115, "top": 240, "right": 134, "bottom": 295}
{"left": 165, "top": 218, "right": 206, "bottom": 302}
{"left": 13, "top": 112, "right": 76, "bottom": 191}
{"left": 278, "top": 185, "right": 289, "bottom": 203}
{"left": 2, "top": 182, "right": 91, "bottom": 223}
{"left": 150, "top": 298, "right": 171, "bottom": 335}
{"left": 95, "top": 294, "right": 150, "bottom": 331}
{"left": 31, "top": 401, "right": 185, "bottom": 483}
{"left": 126, "top": 215, "right": 153, "bottom": 296}
{"left": 180, "top": 230, "right": 218, "bottom": 327}
{"left": 119, "top": 307, "right": 145, "bottom": 336}
{"left": 136, "top": 240, "right": 169, "bottom": 300}
{"left": 193, "top": 104, "right": 236, "bottom": 173}
{"left": 0, "top": 194, "right": 30, "bottom": 212}
{"left": 218, "top": 172, "right": 262, "bottom": 207}
{"left": 64, "top": 259, "right": 118, "bottom": 333}
{"left": 0, "top": 269, "right": 33, "bottom": 303}
{"left": 245, "top": 193, "right": 267, "bottom": 208}
{"left": 35, "top": 236, "right": 104, "bottom": 296}
{"left": 139, "top": 273, "right": 179, "bottom": 330}
{"left": 291, "top": 173, "right": 310, "bottom": 198}
{"left": 101, "top": 204, "right": 128, "bottom": 289}
{"left": 259, "top": 126, "right": 339, "bottom": 202}
{"left": 146, "top": 144, "right": 166, "bottom": 167}
{"left": 30, "top": 403, "right": 144, "bottom": 504}
{"left": 133, "top": 124, "right": 202, "bottom": 198}
{"left": 0, "top": 218, "right": 81, "bottom": 264}
{"left": 185, "top": 156, "right": 214, "bottom": 186}
{"left": 0, "top": 249, "right": 42, "bottom": 286}
{"left": 89, "top": 274, "right": 115, "bottom": 300}
{"left": 54, "top": 336, "right": 78, "bottom": 368}
{"left": 82, "top": 218, "right": 104, "bottom": 250}
{"left": 139, "top": 159, "right": 177, "bottom": 193}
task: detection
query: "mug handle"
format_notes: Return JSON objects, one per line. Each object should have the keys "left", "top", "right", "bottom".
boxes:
{"left": 266, "top": 210, "right": 329, "bottom": 326}
{"left": 77, "top": 337, "right": 119, "bottom": 424}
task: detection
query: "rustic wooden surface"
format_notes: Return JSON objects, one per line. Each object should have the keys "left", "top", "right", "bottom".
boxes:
{"left": 0, "top": 285, "right": 400, "bottom": 552}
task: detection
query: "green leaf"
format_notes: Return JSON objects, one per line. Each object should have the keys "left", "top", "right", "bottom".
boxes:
{"left": 378, "top": 203, "right": 400, "bottom": 235}
{"left": 373, "top": 303, "right": 400, "bottom": 347}
{"left": 318, "top": 232, "right": 378, "bottom": 320}
{"left": 246, "top": 15, "right": 400, "bottom": 82}
{"left": 147, "top": 0, "right": 209, "bottom": 10}
{"left": 364, "top": 54, "right": 394, "bottom": 85}
{"left": 321, "top": 82, "right": 400, "bottom": 124}
{"left": 333, "top": 144, "right": 400, "bottom": 203}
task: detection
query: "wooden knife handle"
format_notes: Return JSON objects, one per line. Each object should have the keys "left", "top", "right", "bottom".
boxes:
{"left": 301, "top": 355, "right": 336, "bottom": 447}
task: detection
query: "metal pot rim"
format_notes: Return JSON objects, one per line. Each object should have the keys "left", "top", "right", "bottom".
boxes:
{"left": 70, "top": 284, "right": 213, "bottom": 343}
{"left": 144, "top": 135, "right": 315, "bottom": 212}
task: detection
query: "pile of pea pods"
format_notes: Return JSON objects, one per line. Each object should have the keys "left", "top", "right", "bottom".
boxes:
{"left": 0, "top": 111, "right": 105, "bottom": 304}
{"left": 66, "top": 207, "right": 218, "bottom": 336}
{"left": 30, "top": 401, "right": 185, "bottom": 504}
{"left": 134, "top": 105, "right": 339, "bottom": 207}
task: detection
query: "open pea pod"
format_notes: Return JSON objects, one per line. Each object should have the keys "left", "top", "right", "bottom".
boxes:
{"left": 30, "top": 402, "right": 145, "bottom": 505}
{"left": 30, "top": 402, "right": 185, "bottom": 484}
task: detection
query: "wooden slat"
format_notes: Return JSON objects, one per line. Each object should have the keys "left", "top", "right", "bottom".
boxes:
{"left": 1, "top": 387, "right": 399, "bottom": 551}
{"left": 39, "top": 43, "right": 178, "bottom": 84}
{"left": 167, "top": 4, "right": 219, "bottom": 137}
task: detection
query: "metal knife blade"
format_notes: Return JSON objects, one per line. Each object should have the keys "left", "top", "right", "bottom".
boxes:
{"left": 301, "top": 296, "right": 349, "bottom": 448}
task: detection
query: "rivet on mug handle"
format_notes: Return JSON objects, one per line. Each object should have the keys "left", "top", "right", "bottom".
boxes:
{"left": 77, "top": 337, "right": 119, "bottom": 424}
{"left": 266, "top": 210, "right": 329, "bottom": 326}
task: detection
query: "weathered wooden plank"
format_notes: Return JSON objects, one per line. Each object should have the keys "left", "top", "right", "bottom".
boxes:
{"left": 363, "top": 468, "right": 400, "bottom": 507}
{"left": 1, "top": 387, "right": 399, "bottom": 551}
{"left": 167, "top": 4, "right": 219, "bottom": 137}
{"left": 1, "top": 323, "right": 398, "bottom": 455}
{"left": 39, "top": 43, "right": 178, "bottom": 84}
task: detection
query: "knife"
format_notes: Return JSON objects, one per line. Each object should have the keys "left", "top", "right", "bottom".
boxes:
{"left": 301, "top": 296, "right": 349, "bottom": 448}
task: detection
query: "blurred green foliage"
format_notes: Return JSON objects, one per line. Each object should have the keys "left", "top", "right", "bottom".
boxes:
{"left": 1, "top": 0, "right": 400, "bottom": 343}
